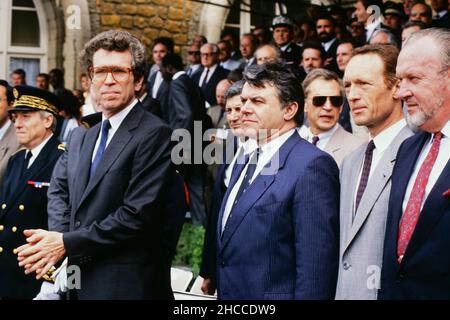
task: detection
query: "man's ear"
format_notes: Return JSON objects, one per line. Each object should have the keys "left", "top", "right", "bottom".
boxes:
{"left": 283, "top": 101, "right": 299, "bottom": 121}
{"left": 392, "top": 78, "right": 401, "bottom": 100}
{"left": 134, "top": 76, "right": 145, "bottom": 92}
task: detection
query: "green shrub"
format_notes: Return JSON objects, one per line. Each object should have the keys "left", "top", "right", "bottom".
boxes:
{"left": 173, "top": 222, "right": 205, "bottom": 276}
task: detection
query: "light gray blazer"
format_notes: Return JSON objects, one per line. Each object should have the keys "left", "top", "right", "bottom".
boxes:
{"left": 324, "top": 124, "right": 367, "bottom": 167}
{"left": 0, "top": 123, "right": 21, "bottom": 185}
{"left": 335, "top": 125, "right": 413, "bottom": 300}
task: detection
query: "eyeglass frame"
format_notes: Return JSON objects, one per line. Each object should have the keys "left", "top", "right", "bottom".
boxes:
{"left": 88, "top": 66, "right": 134, "bottom": 83}
{"left": 311, "top": 95, "right": 343, "bottom": 108}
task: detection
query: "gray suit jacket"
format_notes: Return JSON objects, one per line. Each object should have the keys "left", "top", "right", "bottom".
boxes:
{"left": 335, "top": 125, "right": 413, "bottom": 300}
{"left": 324, "top": 124, "right": 367, "bottom": 167}
{"left": 0, "top": 123, "right": 21, "bottom": 185}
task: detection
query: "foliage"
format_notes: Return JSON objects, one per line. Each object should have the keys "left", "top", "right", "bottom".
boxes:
{"left": 173, "top": 222, "right": 205, "bottom": 276}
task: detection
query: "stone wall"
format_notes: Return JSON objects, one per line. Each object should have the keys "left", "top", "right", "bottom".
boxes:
{"left": 91, "top": 0, "right": 203, "bottom": 61}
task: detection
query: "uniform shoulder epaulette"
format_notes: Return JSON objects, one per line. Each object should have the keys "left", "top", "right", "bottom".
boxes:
{"left": 57, "top": 143, "right": 65, "bottom": 151}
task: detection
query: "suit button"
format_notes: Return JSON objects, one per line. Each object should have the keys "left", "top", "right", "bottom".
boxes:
{"left": 343, "top": 261, "right": 351, "bottom": 270}
{"left": 75, "top": 221, "right": 81, "bottom": 228}
{"left": 220, "top": 261, "right": 226, "bottom": 267}
{"left": 19, "top": 205, "right": 25, "bottom": 211}
{"left": 12, "top": 226, "right": 17, "bottom": 233}
{"left": 13, "top": 248, "right": 18, "bottom": 254}
{"left": 0, "top": 247, "right": 3, "bottom": 253}
{"left": 1, "top": 203, "right": 6, "bottom": 210}
{"left": 0, "top": 225, "right": 4, "bottom": 231}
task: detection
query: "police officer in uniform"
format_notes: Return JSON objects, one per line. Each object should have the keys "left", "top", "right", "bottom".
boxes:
{"left": 0, "top": 86, "right": 64, "bottom": 299}
{"left": 271, "top": 15, "right": 302, "bottom": 66}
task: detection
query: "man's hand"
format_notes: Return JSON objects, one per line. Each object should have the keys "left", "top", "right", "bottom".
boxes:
{"left": 16, "top": 229, "right": 66, "bottom": 280}
{"left": 201, "top": 277, "right": 216, "bottom": 295}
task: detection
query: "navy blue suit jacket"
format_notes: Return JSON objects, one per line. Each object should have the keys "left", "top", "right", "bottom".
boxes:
{"left": 191, "top": 65, "right": 229, "bottom": 106}
{"left": 0, "top": 135, "right": 63, "bottom": 299}
{"left": 216, "top": 132, "right": 340, "bottom": 300}
{"left": 379, "top": 131, "right": 450, "bottom": 299}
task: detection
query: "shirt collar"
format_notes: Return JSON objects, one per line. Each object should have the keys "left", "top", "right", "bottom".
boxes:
{"left": 102, "top": 98, "right": 139, "bottom": 131}
{"left": 259, "top": 128, "right": 295, "bottom": 156}
{"left": 30, "top": 133, "right": 53, "bottom": 159}
{"left": 309, "top": 123, "right": 339, "bottom": 141}
{"left": 203, "top": 63, "right": 218, "bottom": 74}
{"left": 173, "top": 71, "right": 186, "bottom": 80}
{"left": 435, "top": 10, "right": 448, "bottom": 18}
{"left": 372, "top": 119, "right": 406, "bottom": 153}
{"left": 280, "top": 43, "right": 290, "bottom": 52}
{"left": 439, "top": 120, "right": 450, "bottom": 138}
{"left": 322, "top": 38, "right": 336, "bottom": 51}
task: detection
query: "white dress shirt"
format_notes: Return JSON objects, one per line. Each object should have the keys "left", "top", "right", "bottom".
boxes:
{"left": 366, "top": 20, "right": 381, "bottom": 42}
{"left": 402, "top": 120, "right": 450, "bottom": 213}
{"left": 305, "top": 124, "right": 339, "bottom": 150}
{"left": 322, "top": 38, "right": 337, "bottom": 52}
{"left": 27, "top": 134, "right": 53, "bottom": 168}
{"left": 353, "top": 119, "right": 407, "bottom": 208}
{"left": 91, "top": 99, "right": 138, "bottom": 162}
{"left": 221, "top": 129, "right": 294, "bottom": 231}
{"left": 151, "top": 71, "right": 164, "bottom": 99}
{"left": 198, "top": 64, "right": 218, "bottom": 87}
{"left": 0, "top": 120, "right": 11, "bottom": 140}
{"left": 223, "top": 138, "right": 257, "bottom": 188}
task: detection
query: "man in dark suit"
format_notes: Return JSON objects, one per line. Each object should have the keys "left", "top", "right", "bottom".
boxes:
{"left": 271, "top": 15, "right": 302, "bottom": 66}
{"left": 160, "top": 53, "right": 209, "bottom": 227}
{"left": 200, "top": 80, "right": 249, "bottom": 295}
{"left": 16, "top": 30, "right": 175, "bottom": 300}
{"left": 0, "top": 86, "right": 64, "bottom": 299}
{"left": 316, "top": 14, "right": 339, "bottom": 74}
{"left": 379, "top": 28, "right": 450, "bottom": 300}
{"left": 216, "top": 62, "right": 340, "bottom": 300}
{"left": 191, "top": 43, "right": 229, "bottom": 108}
{"left": 430, "top": 0, "right": 450, "bottom": 28}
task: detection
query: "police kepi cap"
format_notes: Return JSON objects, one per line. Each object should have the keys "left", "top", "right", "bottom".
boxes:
{"left": 9, "top": 85, "right": 61, "bottom": 116}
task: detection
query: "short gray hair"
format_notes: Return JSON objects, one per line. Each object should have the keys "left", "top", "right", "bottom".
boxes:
{"left": 302, "top": 68, "right": 345, "bottom": 99}
{"left": 79, "top": 30, "right": 147, "bottom": 82}
{"left": 404, "top": 28, "right": 450, "bottom": 69}
{"left": 201, "top": 43, "right": 219, "bottom": 54}
{"left": 371, "top": 29, "right": 399, "bottom": 47}
{"left": 39, "top": 111, "right": 57, "bottom": 132}
{"left": 224, "top": 80, "right": 244, "bottom": 101}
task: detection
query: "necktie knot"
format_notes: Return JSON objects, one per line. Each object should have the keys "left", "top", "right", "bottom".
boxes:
{"left": 312, "top": 136, "right": 320, "bottom": 146}
{"left": 101, "top": 119, "right": 111, "bottom": 135}
{"left": 365, "top": 139, "right": 376, "bottom": 154}
{"left": 433, "top": 131, "right": 443, "bottom": 143}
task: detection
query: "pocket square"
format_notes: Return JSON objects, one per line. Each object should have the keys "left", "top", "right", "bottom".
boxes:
{"left": 443, "top": 188, "right": 450, "bottom": 199}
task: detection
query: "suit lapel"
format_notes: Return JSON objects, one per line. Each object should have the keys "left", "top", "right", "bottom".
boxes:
{"left": 344, "top": 126, "right": 413, "bottom": 251}
{"left": 74, "top": 105, "right": 143, "bottom": 212}
{"left": 324, "top": 125, "right": 344, "bottom": 155}
{"left": 218, "top": 132, "right": 300, "bottom": 254}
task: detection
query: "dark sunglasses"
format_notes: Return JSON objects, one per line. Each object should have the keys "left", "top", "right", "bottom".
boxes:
{"left": 188, "top": 51, "right": 200, "bottom": 55}
{"left": 311, "top": 96, "right": 343, "bottom": 108}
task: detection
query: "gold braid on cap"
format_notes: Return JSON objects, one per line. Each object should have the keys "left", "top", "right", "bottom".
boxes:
{"left": 13, "top": 95, "right": 58, "bottom": 115}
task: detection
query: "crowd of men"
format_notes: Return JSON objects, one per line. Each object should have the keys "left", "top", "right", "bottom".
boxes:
{"left": 0, "top": 0, "right": 449, "bottom": 300}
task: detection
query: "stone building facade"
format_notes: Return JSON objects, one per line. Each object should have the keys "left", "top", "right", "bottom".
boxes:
{"left": 0, "top": 0, "right": 324, "bottom": 89}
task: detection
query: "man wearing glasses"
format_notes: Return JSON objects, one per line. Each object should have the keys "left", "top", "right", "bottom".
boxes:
{"left": 336, "top": 44, "right": 414, "bottom": 300}
{"left": 300, "top": 69, "right": 366, "bottom": 166}
{"left": 192, "top": 43, "right": 229, "bottom": 108}
{"left": 186, "top": 43, "right": 202, "bottom": 77}
{"left": 15, "top": 30, "right": 175, "bottom": 299}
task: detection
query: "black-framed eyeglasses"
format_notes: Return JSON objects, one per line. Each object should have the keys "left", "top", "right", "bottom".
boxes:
{"left": 311, "top": 96, "right": 343, "bottom": 108}
{"left": 188, "top": 51, "right": 200, "bottom": 55}
{"left": 88, "top": 66, "right": 133, "bottom": 83}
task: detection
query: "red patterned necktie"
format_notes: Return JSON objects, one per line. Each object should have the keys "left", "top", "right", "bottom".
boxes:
{"left": 397, "top": 131, "right": 443, "bottom": 263}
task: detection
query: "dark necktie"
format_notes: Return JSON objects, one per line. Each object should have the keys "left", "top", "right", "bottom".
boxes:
{"left": 312, "top": 136, "right": 320, "bottom": 146}
{"left": 397, "top": 132, "right": 442, "bottom": 263}
{"left": 90, "top": 119, "right": 111, "bottom": 178}
{"left": 21, "top": 151, "right": 33, "bottom": 178}
{"left": 233, "top": 148, "right": 260, "bottom": 205}
{"left": 201, "top": 68, "right": 209, "bottom": 88}
{"left": 354, "top": 140, "right": 376, "bottom": 213}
